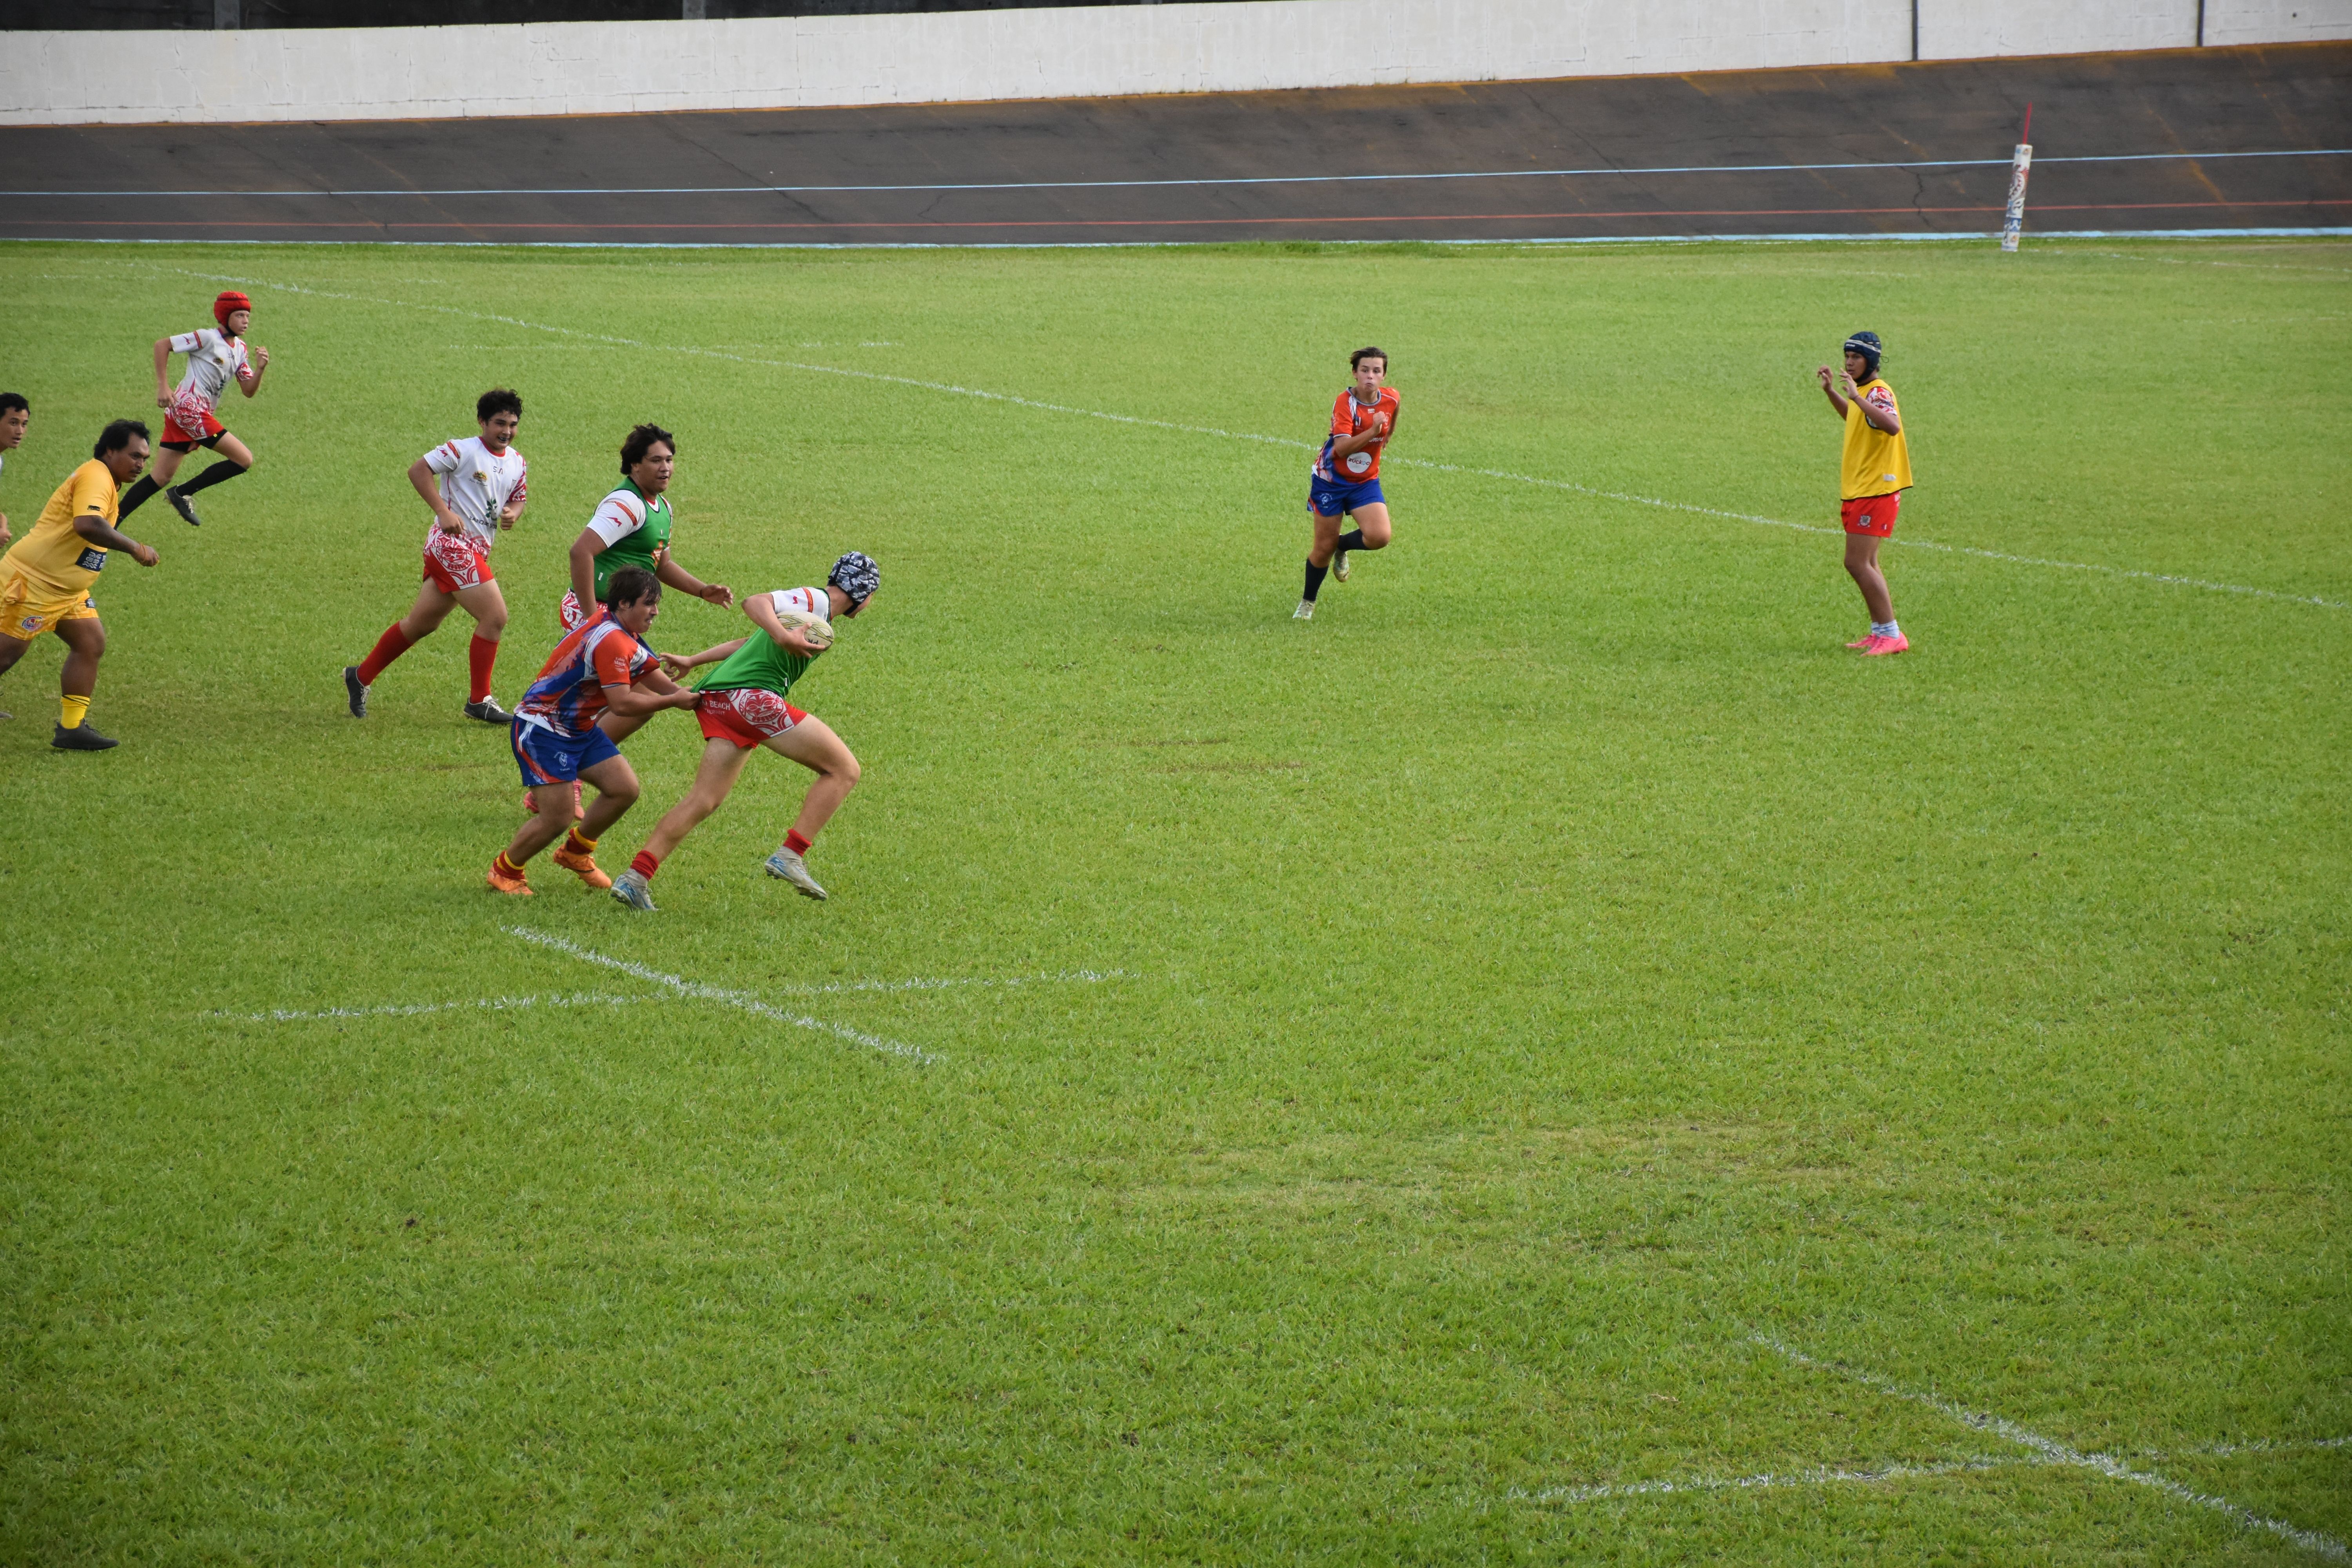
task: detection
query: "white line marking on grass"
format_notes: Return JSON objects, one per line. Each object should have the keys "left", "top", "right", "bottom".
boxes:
{"left": 1517, "top": 1451, "right": 2065, "bottom": 1505}
{"left": 214, "top": 991, "right": 638, "bottom": 1022}
{"left": 121, "top": 261, "right": 2348, "bottom": 613}
{"left": 1755, "top": 1335, "right": 2350, "bottom": 1561}
{"left": 772, "top": 969, "right": 1130, "bottom": 997}
{"left": 506, "top": 927, "right": 938, "bottom": 1065}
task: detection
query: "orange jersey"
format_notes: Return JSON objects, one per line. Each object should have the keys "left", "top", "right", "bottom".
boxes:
{"left": 1313, "top": 387, "right": 1400, "bottom": 483}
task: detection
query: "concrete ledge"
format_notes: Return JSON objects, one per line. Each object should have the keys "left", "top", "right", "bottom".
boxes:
{"left": 2, "top": 0, "right": 2347, "bottom": 125}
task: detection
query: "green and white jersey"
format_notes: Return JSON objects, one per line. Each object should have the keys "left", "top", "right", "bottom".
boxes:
{"left": 583, "top": 479, "right": 674, "bottom": 601}
{"left": 697, "top": 587, "right": 829, "bottom": 697}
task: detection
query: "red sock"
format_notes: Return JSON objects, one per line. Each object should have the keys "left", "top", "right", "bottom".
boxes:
{"left": 355, "top": 622, "right": 415, "bottom": 684}
{"left": 494, "top": 850, "right": 526, "bottom": 876}
{"left": 564, "top": 827, "right": 596, "bottom": 856}
{"left": 629, "top": 850, "right": 661, "bottom": 880}
{"left": 467, "top": 633, "right": 499, "bottom": 702}
{"left": 784, "top": 829, "right": 813, "bottom": 855}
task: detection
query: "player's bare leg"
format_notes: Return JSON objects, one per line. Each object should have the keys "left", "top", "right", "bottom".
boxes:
{"left": 0, "top": 632, "right": 29, "bottom": 722}
{"left": 613, "top": 739, "right": 754, "bottom": 910}
{"left": 762, "top": 716, "right": 860, "bottom": 899}
{"left": 1842, "top": 533, "right": 1906, "bottom": 655}
{"left": 494, "top": 756, "right": 640, "bottom": 895}
{"left": 51, "top": 617, "right": 117, "bottom": 750}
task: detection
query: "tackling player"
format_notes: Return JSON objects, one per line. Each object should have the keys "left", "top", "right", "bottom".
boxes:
{"left": 610, "top": 552, "right": 879, "bottom": 912}
{"left": 117, "top": 290, "right": 269, "bottom": 528}
{"left": 343, "top": 388, "right": 529, "bottom": 724}
{"left": 0, "top": 421, "right": 161, "bottom": 751}
{"left": 488, "top": 566, "right": 701, "bottom": 897}
{"left": 1816, "top": 330, "right": 1913, "bottom": 655}
{"left": 1296, "top": 347, "right": 1399, "bottom": 621}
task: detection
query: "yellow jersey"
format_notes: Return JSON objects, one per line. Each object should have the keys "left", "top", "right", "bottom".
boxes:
{"left": 1, "top": 460, "right": 120, "bottom": 593}
{"left": 1840, "top": 377, "right": 1913, "bottom": 501}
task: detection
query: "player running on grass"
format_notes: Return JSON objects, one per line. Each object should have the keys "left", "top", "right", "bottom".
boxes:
{"left": 0, "top": 421, "right": 160, "bottom": 751}
{"left": 343, "top": 388, "right": 530, "bottom": 724}
{"left": 488, "top": 566, "right": 702, "bottom": 897}
{"left": 1817, "top": 330, "right": 1913, "bottom": 655}
{"left": 117, "top": 290, "right": 269, "bottom": 528}
{"left": 1296, "top": 346, "right": 1399, "bottom": 621}
{"left": 610, "top": 552, "right": 879, "bottom": 911}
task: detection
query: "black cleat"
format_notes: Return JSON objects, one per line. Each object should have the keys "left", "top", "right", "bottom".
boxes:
{"left": 463, "top": 697, "right": 512, "bottom": 725}
{"left": 343, "top": 664, "right": 369, "bottom": 718}
{"left": 166, "top": 486, "right": 203, "bottom": 526}
{"left": 53, "top": 722, "right": 118, "bottom": 751}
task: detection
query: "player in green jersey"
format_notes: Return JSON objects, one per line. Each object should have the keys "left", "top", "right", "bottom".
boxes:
{"left": 611, "top": 553, "right": 879, "bottom": 911}
{"left": 561, "top": 423, "right": 733, "bottom": 632}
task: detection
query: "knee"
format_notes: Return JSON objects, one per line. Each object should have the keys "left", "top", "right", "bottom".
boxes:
{"left": 838, "top": 753, "right": 862, "bottom": 790}
{"left": 1363, "top": 525, "right": 1392, "bottom": 549}
{"left": 478, "top": 611, "right": 508, "bottom": 639}
{"left": 602, "top": 779, "right": 639, "bottom": 809}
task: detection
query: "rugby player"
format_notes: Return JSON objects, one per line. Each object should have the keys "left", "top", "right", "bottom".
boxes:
{"left": 1296, "top": 347, "right": 1399, "bottom": 621}
{"left": 489, "top": 566, "right": 701, "bottom": 897}
{"left": 1817, "top": 331, "right": 1913, "bottom": 655}
{"left": 610, "top": 552, "right": 879, "bottom": 912}
{"left": 117, "top": 291, "right": 269, "bottom": 528}
{"left": 0, "top": 421, "right": 160, "bottom": 750}
{"left": 343, "top": 389, "right": 529, "bottom": 724}
{"left": 562, "top": 424, "right": 733, "bottom": 633}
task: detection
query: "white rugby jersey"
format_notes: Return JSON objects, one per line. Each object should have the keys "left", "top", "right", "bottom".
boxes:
{"left": 767, "top": 587, "right": 829, "bottom": 622}
{"left": 421, "top": 435, "right": 529, "bottom": 547}
{"left": 166, "top": 327, "right": 251, "bottom": 415}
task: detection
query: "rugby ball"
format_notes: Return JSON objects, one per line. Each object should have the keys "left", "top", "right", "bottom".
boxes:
{"left": 776, "top": 607, "right": 835, "bottom": 651}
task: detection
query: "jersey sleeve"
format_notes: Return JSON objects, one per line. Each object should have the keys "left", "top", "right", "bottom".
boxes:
{"left": 69, "top": 464, "right": 114, "bottom": 517}
{"left": 591, "top": 632, "right": 642, "bottom": 689}
{"left": 584, "top": 492, "right": 644, "bottom": 547}
{"left": 168, "top": 330, "right": 206, "bottom": 354}
{"left": 422, "top": 439, "right": 463, "bottom": 474}
{"left": 772, "top": 587, "right": 828, "bottom": 619}
{"left": 1328, "top": 393, "right": 1357, "bottom": 438}
{"left": 508, "top": 455, "right": 528, "bottom": 508}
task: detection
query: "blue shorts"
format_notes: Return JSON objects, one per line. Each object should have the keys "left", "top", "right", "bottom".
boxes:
{"left": 512, "top": 717, "right": 620, "bottom": 788}
{"left": 1309, "top": 473, "right": 1385, "bottom": 518}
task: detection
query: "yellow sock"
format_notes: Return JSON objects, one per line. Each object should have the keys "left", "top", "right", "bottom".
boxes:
{"left": 59, "top": 694, "right": 89, "bottom": 730}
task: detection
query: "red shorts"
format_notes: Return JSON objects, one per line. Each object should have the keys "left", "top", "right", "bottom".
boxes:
{"left": 697, "top": 686, "right": 806, "bottom": 749}
{"left": 1841, "top": 491, "right": 1902, "bottom": 537}
{"left": 423, "top": 530, "right": 494, "bottom": 593}
{"left": 161, "top": 403, "right": 225, "bottom": 449}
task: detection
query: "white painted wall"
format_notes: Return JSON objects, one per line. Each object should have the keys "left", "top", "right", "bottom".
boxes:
{"left": 0, "top": 0, "right": 2345, "bottom": 126}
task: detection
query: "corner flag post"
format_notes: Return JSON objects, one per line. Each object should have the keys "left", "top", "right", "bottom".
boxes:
{"left": 2001, "top": 103, "right": 2034, "bottom": 252}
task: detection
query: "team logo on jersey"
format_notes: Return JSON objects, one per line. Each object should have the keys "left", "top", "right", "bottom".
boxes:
{"left": 74, "top": 548, "right": 106, "bottom": 573}
{"left": 19, "top": 615, "right": 40, "bottom": 632}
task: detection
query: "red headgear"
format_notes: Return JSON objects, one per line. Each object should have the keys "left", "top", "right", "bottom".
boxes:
{"left": 213, "top": 290, "right": 252, "bottom": 327}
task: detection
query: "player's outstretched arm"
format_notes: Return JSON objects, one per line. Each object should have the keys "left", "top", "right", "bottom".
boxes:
{"left": 152, "top": 338, "right": 176, "bottom": 407}
{"left": 1817, "top": 365, "right": 1852, "bottom": 418}
{"left": 598, "top": 677, "right": 701, "bottom": 719}
{"left": 659, "top": 637, "right": 749, "bottom": 678}
{"left": 655, "top": 551, "right": 735, "bottom": 610}
{"left": 72, "top": 514, "right": 158, "bottom": 566}
{"left": 408, "top": 458, "right": 465, "bottom": 534}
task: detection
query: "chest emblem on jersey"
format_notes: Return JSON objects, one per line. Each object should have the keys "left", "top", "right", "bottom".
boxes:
{"left": 74, "top": 547, "right": 107, "bottom": 573}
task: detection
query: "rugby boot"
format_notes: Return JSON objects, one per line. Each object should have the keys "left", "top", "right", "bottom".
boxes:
{"left": 611, "top": 870, "right": 659, "bottom": 912}
{"left": 1844, "top": 634, "right": 1874, "bottom": 650}
{"left": 1332, "top": 546, "right": 1350, "bottom": 583}
{"left": 52, "top": 722, "right": 119, "bottom": 751}
{"left": 553, "top": 843, "right": 613, "bottom": 890}
{"left": 1857, "top": 632, "right": 1911, "bottom": 657}
{"left": 465, "top": 696, "right": 513, "bottom": 724}
{"left": 485, "top": 858, "right": 534, "bottom": 896}
{"left": 343, "top": 665, "right": 369, "bottom": 717}
{"left": 764, "top": 848, "right": 828, "bottom": 900}
{"left": 166, "top": 486, "right": 203, "bottom": 527}
{"left": 1292, "top": 600, "right": 1315, "bottom": 620}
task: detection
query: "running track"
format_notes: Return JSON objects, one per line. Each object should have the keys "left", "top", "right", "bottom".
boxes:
{"left": 2, "top": 42, "right": 2345, "bottom": 245}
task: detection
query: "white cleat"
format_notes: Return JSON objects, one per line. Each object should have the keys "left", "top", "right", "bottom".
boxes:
{"left": 1293, "top": 599, "right": 1315, "bottom": 620}
{"left": 764, "top": 848, "right": 828, "bottom": 900}
{"left": 610, "top": 869, "right": 659, "bottom": 911}
{"left": 1332, "top": 548, "right": 1350, "bottom": 583}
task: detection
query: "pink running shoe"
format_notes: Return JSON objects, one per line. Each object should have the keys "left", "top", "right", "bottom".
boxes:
{"left": 1858, "top": 632, "right": 1911, "bottom": 657}
{"left": 1845, "top": 634, "right": 1874, "bottom": 649}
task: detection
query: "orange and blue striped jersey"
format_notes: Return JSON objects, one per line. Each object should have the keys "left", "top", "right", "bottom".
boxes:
{"left": 515, "top": 611, "right": 653, "bottom": 736}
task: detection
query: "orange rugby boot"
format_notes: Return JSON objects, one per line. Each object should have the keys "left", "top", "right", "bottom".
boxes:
{"left": 486, "top": 857, "right": 534, "bottom": 896}
{"left": 552, "top": 844, "right": 613, "bottom": 890}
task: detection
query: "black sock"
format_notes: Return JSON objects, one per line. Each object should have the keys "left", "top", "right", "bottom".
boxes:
{"left": 173, "top": 458, "right": 247, "bottom": 497}
{"left": 1303, "top": 560, "right": 1329, "bottom": 603}
{"left": 1337, "top": 528, "right": 1375, "bottom": 554}
{"left": 117, "top": 475, "right": 162, "bottom": 518}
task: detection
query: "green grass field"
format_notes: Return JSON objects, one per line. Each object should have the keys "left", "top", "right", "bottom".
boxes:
{"left": 2, "top": 236, "right": 2347, "bottom": 1564}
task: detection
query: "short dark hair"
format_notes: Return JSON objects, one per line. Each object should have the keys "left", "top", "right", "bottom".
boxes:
{"left": 476, "top": 387, "right": 522, "bottom": 423}
{"left": 621, "top": 423, "right": 674, "bottom": 473}
{"left": 0, "top": 393, "right": 27, "bottom": 417}
{"left": 1350, "top": 346, "right": 1388, "bottom": 371}
{"left": 603, "top": 565, "right": 661, "bottom": 611}
{"left": 94, "top": 419, "right": 151, "bottom": 459}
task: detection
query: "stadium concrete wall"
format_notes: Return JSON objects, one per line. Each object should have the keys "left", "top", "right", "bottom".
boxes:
{"left": 2, "top": 0, "right": 2347, "bottom": 125}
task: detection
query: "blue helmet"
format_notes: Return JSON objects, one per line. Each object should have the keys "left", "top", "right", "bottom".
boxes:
{"left": 1843, "top": 331, "right": 1884, "bottom": 373}
{"left": 828, "top": 551, "right": 880, "bottom": 608}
